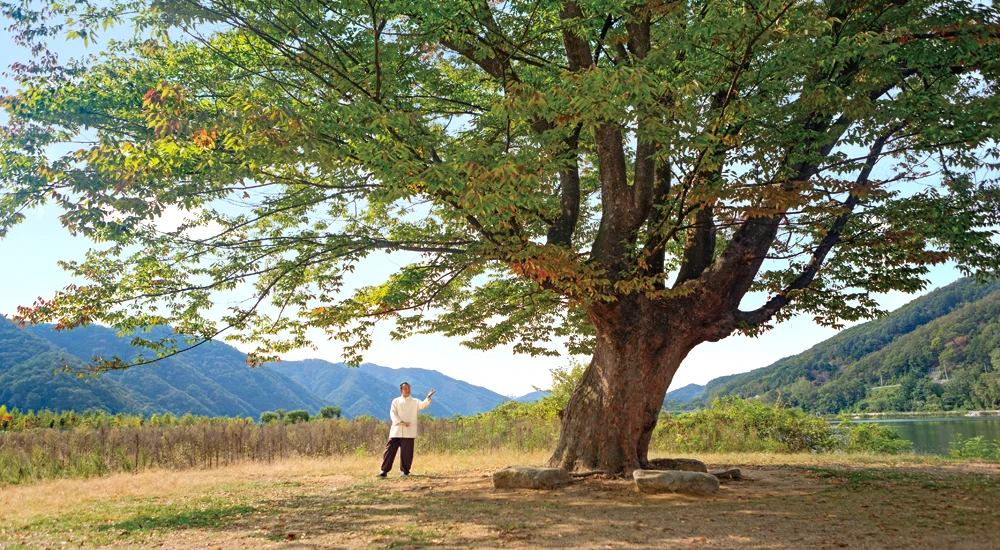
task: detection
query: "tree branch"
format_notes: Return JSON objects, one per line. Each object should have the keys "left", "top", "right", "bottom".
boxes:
{"left": 735, "top": 125, "right": 900, "bottom": 327}
{"left": 546, "top": 125, "right": 583, "bottom": 247}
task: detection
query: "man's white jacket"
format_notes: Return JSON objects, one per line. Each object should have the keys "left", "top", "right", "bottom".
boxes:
{"left": 388, "top": 395, "right": 432, "bottom": 438}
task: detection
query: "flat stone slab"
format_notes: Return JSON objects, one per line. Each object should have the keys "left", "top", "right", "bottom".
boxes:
{"left": 633, "top": 469, "right": 720, "bottom": 495}
{"left": 711, "top": 468, "right": 743, "bottom": 480}
{"left": 647, "top": 458, "right": 709, "bottom": 472}
{"left": 493, "top": 466, "right": 570, "bottom": 489}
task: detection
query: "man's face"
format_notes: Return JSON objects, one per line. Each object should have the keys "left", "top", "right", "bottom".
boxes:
{"left": 400, "top": 384, "right": 411, "bottom": 397}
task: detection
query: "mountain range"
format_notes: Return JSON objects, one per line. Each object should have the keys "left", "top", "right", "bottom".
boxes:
{"left": 0, "top": 318, "right": 510, "bottom": 419}
{"left": 5, "top": 277, "right": 996, "bottom": 419}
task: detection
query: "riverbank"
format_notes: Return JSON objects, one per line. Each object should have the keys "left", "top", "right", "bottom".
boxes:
{"left": 825, "top": 410, "right": 1000, "bottom": 420}
{"left": 2, "top": 451, "right": 997, "bottom": 549}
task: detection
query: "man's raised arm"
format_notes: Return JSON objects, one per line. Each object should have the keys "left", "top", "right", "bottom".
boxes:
{"left": 419, "top": 389, "right": 436, "bottom": 410}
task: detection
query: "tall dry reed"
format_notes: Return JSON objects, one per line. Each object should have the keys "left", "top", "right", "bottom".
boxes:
{"left": 0, "top": 415, "right": 558, "bottom": 485}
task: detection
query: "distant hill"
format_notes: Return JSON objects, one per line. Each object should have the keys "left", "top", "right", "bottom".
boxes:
{"left": 663, "top": 383, "right": 705, "bottom": 404}
{"left": 515, "top": 390, "right": 549, "bottom": 403}
{"left": 0, "top": 318, "right": 513, "bottom": 419}
{"left": 357, "top": 363, "right": 507, "bottom": 416}
{"left": 697, "top": 278, "right": 1000, "bottom": 413}
{"left": 512, "top": 382, "right": 705, "bottom": 409}
{"left": 263, "top": 359, "right": 395, "bottom": 418}
{"left": 268, "top": 360, "right": 507, "bottom": 418}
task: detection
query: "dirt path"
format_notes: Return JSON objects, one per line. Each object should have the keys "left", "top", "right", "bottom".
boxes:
{"left": 3, "top": 453, "right": 999, "bottom": 549}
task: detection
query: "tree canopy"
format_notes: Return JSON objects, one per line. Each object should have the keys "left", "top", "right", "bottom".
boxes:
{"left": 2, "top": 0, "right": 999, "bottom": 371}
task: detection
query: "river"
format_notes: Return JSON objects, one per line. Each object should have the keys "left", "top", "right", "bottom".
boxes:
{"left": 854, "top": 416, "right": 1000, "bottom": 455}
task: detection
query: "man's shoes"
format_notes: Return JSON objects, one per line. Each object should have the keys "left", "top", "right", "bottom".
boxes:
{"left": 377, "top": 471, "right": 387, "bottom": 478}
{"left": 401, "top": 472, "right": 410, "bottom": 477}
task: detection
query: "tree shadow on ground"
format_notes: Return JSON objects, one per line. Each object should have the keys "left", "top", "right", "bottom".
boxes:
{"left": 189, "top": 465, "right": 1000, "bottom": 549}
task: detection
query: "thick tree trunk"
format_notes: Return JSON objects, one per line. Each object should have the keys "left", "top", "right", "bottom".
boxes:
{"left": 549, "top": 296, "right": 701, "bottom": 474}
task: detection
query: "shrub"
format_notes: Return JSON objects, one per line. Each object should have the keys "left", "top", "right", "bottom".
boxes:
{"left": 485, "top": 400, "right": 538, "bottom": 421}
{"left": 259, "top": 411, "right": 279, "bottom": 424}
{"left": 838, "top": 421, "right": 913, "bottom": 454}
{"left": 651, "top": 397, "right": 839, "bottom": 453}
{"left": 466, "top": 360, "right": 588, "bottom": 423}
{"left": 949, "top": 434, "right": 1000, "bottom": 461}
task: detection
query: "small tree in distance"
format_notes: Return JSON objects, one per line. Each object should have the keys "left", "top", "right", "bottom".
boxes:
{"left": 284, "top": 410, "right": 311, "bottom": 423}
{"left": 1, "top": 0, "right": 999, "bottom": 473}
{"left": 319, "top": 406, "right": 342, "bottom": 420}
{"left": 534, "top": 361, "right": 586, "bottom": 420}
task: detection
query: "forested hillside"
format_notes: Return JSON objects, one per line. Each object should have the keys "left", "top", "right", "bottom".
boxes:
{"left": 29, "top": 323, "right": 328, "bottom": 417}
{"left": 699, "top": 279, "right": 1000, "bottom": 413}
{"left": 664, "top": 383, "right": 705, "bottom": 404}
{"left": 0, "top": 320, "right": 155, "bottom": 414}
{"left": 0, "top": 319, "right": 510, "bottom": 418}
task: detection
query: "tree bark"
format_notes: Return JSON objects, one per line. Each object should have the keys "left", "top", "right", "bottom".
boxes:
{"left": 548, "top": 295, "right": 700, "bottom": 474}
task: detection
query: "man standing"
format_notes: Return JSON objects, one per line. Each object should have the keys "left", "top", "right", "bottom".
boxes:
{"left": 378, "top": 382, "right": 435, "bottom": 477}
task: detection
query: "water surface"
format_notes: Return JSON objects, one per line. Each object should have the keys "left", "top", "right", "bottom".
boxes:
{"left": 855, "top": 416, "right": 1000, "bottom": 455}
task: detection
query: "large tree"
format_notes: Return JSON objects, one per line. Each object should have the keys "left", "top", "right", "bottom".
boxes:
{"left": 2, "top": 0, "right": 999, "bottom": 473}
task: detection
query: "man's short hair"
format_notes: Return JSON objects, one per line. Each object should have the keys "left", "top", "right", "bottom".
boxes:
{"left": 399, "top": 382, "right": 410, "bottom": 390}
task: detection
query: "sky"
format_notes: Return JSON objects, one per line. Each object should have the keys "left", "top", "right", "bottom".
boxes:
{"left": 0, "top": 13, "right": 969, "bottom": 398}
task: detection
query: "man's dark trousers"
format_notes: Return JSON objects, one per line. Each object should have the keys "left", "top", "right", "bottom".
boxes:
{"left": 381, "top": 437, "right": 414, "bottom": 474}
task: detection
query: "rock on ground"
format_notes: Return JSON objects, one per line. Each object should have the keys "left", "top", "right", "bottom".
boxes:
{"left": 711, "top": 468, "right": 743, "bottom": 480}
{"left": 633, "top": 469, "right": 721, "bottom": 495}
{"left": 493, "top": 466, "right": 570, "bottom": 489}
{"left": 647, "top": 458, "right": 709, "bottom": 473}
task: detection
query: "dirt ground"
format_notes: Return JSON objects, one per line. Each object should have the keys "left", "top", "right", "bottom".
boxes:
{"left": 2, "top": 452, "right": 999, "bottom": 549}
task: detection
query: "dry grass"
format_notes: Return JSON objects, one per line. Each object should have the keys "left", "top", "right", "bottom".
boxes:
{"left": 2, "top": 450, "right": 999, "bottom": 549}
{"left": 0, "top": 450, "right": 548, "bottom": 524}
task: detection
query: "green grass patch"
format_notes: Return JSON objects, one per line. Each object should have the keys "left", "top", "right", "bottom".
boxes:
{"left": 369, "top": 523, "right": 443, "bottom": 549}
{"left": 97, "top": 504, "right": 255, "bottom": 534}
{"left": 2, "top": 485, "right": 269, "bottom": 546}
